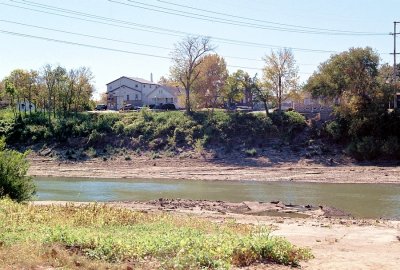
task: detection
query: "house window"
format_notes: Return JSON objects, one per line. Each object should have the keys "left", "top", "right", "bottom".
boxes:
{"left": 135, "top": 94, "right": 138, "bottom": 100}
{"left": 127, "top": 95, "right": 129, "bottom": 101}
{"left": 143, "top": 84, "right": 146, "bottom": 88}
{"left": 150, "top": 85, "right": 152, "bottom": 88}
{"left": 136, "top": 84, "right": 138, "bottom": 88}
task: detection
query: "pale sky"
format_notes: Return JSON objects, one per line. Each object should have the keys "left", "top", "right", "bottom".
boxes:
{"left": 0, "top": 0, "right": 398, "bottom": 99}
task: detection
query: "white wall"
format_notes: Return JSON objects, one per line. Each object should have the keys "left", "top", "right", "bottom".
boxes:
{"left": 107, "top": 77, "right": 179, "bottom": 109}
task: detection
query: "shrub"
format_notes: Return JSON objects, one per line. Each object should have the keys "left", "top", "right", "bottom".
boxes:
{"left": 245, "top": 148, "right": 257, "bottom": 157}
{"left": 324, "top": 120, "right": 343, "bottom": 141}
{"left": 346, "top": 136, "right": 380, "bottom": 160}
{"left": 270, "top": 111, "right": 306, "bottom": 136}
{"left": 0, "top": 138, "right": 35, "bottom": 202}
{"left": 380, "top": 136, "right": 400, "bottom": 158}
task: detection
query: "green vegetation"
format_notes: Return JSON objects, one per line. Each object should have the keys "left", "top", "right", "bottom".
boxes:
{"left": 0, "top": 109, "right": 307, "bottom": 155}
{"left": 305, "top": 47, "right": 400, "bottom": 160}
{"left": 0, "top": 199, "right": 312, "bottom": 269}
{"left": 0, "top": 138, "right": 35, "bottom": 202}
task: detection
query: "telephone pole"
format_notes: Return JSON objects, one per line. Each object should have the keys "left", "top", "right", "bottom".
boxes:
{"left": 390, "top": 21, "right": 400, "bottom": 83}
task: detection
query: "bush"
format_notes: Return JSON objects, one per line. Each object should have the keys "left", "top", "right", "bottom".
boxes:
{"left": 324, "top": 120, "right": 343, "bottom": 141}
{"left": 0, "top": 139, "right": 35, "bottom": 202}
{"left": 245, "top": 148, "right": 257, "bottom": 157}
{"left": 380, "top": 136, "right": 400, "bottom": 158}
{"left": 270, "top": 111, "right": 306, "bottom": 136}
{"left": 346, "top": 136, "right": 380, "bottom": 160}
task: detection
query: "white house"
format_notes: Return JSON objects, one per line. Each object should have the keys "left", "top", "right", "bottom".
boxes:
{"left": 16, "top": 101, "right": 36, "bottom": 112}
{"left": 106, "top": 76, "right": 181, "bottom": 110}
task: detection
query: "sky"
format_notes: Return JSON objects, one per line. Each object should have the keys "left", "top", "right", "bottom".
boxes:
{"left": 0, "top": 0, "right": 399, "bottom": 99}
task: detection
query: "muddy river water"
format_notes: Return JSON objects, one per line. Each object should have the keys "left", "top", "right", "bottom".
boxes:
{"left": 35, "top": 177, "right": 400, "bottom": 219}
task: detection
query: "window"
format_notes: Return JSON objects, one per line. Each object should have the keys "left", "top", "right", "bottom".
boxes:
{"left": 143, "top": 84, "right": 146, "bottom": 88}
{"left": 135, "top": 94, "right": 138, "bottom": 100}
{"left": 150, "top": 85, "right": 152, "bottom": 88}
{"left": 135, "top": 84, "right": 138, "bottom": 88}
{"left": 127, "top": 95, "right": 129, "bottom": 100}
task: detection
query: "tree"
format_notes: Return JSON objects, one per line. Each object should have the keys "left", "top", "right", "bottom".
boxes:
{"left": 170, "top": 36, "right": 215, "bottom": 113}
{"left": 192, "top": 54, "right": 228, "bottom": 108}
{"left": 251, "top": 75, "right": 272, "bottom": 116}
{"left": 223, "top": 70, "right": 247, "bottom": 106}
{"left": 304, "top": 47, "right": 381, "bottom": 119}
{"left": 263, "top": 49, "right": 298, "bottom": 112}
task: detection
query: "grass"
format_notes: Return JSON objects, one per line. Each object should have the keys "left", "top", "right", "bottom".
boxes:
{"left": 0, "top": 199, "right": 312, "bottom": 269}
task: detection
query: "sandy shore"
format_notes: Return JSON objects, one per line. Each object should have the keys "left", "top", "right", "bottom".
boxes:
{"left": 34, "top": 200, "right": 400, "bottom": 270}
{"left": 28, "top": 154, "right": 400, "bottom": 183}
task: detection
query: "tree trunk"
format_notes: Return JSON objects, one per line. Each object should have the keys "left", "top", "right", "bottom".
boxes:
{"left": 185, "top": 88, "right": 191, "bottom": 114}
{"left": 23, "top": 98, "right": 27, "bottom": 118}
{"left": 278, "top": 76, "right": 282, "bottom": 113}
{"left": 263, "top": 100, "right": 269, "bottom": 117}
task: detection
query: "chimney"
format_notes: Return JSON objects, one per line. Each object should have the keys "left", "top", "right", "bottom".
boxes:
{"left": 150, "top": 73, "right": 153, "bottom": 83}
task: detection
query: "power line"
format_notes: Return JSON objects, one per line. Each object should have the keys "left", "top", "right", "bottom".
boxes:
{"left": 156, "top": 0, "right": 376, "bottom": 35}
{"left": 0, "top": 29, "right": 315, "bottom": 75}
{"left": 0, "top": 19, "right": 172, "bottom": 51}
{"left": 0, "top": 19, "right": 319, "bottom": 66}
{"left": 0, "top": 29, "right": 171, "bottom": 59}
{"left": 2, "top": 1, "right": 339, "bottom": 53}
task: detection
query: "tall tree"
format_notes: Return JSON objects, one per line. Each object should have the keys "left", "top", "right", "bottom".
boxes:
{"left": 304, "top": 47, "right": 381, "bottom": 118}
{"left": 263, "top": 49, "right": 298, "bottom": 112}
{"left": 192, "top": 54, "right": 228, "bottom": 108}
{"left": 251, "top": 75, "right": 272, "bottom": 116}
{"left": 170, "top": 36, "right": 215, "bottom": 113}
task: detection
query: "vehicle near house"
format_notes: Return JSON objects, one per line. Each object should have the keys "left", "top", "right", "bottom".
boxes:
{"left": 94, "top": 104, "right": 107, "bottom": 111}
{"left": 146, "top": 103, "right": 177, "bottom": 111}
{"left": 106, "top": 76, "right": 182, "bottom": 110}
{"left": 119, "top": 104, "right": 138, "bottom": 111}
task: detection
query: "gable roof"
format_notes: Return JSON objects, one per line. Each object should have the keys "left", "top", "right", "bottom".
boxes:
{"left": 145, "top": 85, "right": 183, "bottom": 98}
{"left": 107, "top": 85, "right": 141, "bottom": 94}
{"left": 106, "top": 76, "right": 158, "bottom": 86}
{"left": 161, "top": 85, "right": 183, "bottom": 96}
{"left": 127, "top": 77, "right": 157, "bottom": 85}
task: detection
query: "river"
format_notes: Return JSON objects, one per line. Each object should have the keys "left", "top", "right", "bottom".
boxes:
{"left": 35, "top": 177, "right": 400, "bottom": 219}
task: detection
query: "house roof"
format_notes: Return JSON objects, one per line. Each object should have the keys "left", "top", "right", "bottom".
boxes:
{"left": 106, "top": 76, "right": 158, "bottom": 86}
{"left": 127, "top": 77, "right": 157, "bottom": 85}
{"left": 145, "top": 85, "right": 183, "bottom": 98}
{"left": 160, "top": 85, "right": 183, "bottom": 96}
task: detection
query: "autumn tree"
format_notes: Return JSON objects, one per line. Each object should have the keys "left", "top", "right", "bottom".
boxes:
{"left": 263, "top": 49, "right": 298, "bottom": 112}
{"left": 170, "top": 36, "right": 215, "bottom": 113}
{"left": 192, "top": 54, "right": 227, "bottom": 108}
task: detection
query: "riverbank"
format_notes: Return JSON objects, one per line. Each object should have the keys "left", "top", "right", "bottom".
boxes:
{"left": 33, "top": 200, "right": 400, "bottom": 270}
{"left": 28, "top": 153, "right": 400, "bottom": 183}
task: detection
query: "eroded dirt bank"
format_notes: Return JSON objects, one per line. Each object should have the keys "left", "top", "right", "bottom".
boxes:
{"left": 28, "top": 154, "right": 400, "bottom": 183}
{"left": 34, "top": 200, "right": 400, "bottom": 270}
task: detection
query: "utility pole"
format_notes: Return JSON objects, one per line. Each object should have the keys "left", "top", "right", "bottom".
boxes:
{"left": 390, "top": 22, "right": 400, "bottom": 82}
{"left": 390, "top": 22, "right": 400, "bottom": 108}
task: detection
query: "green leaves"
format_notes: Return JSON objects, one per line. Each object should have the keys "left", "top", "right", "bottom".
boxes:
{"left": 0, "top": 138, "right": 35, "bottom": 202}
{"left": 0, "top": 201, "right": 312, "bottom": 269}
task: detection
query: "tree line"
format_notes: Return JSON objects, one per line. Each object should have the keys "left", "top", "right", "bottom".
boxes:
{"left": 166, "top": 36, "right": 299, "bottom": 115}
{"left": 0, "top": 64, "right": 94, "bottom": 123}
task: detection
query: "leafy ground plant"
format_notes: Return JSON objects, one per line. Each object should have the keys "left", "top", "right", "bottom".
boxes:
{"left": 0, "top": 199, "right": 312, "bottom": 269}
